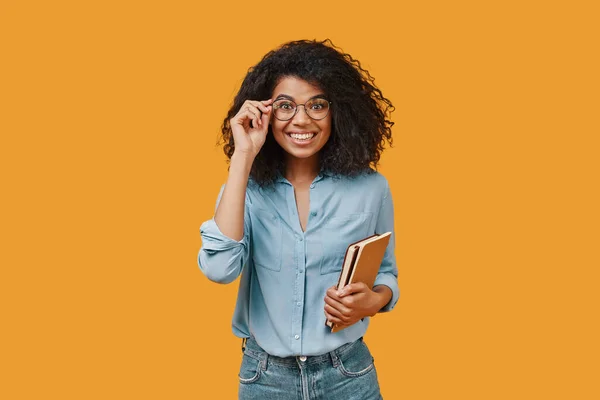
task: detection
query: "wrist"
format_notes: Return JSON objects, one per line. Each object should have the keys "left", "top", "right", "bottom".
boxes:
{"left": 231, "top": 151, "right": 255, "bottom": 170}
{"left": 370, "top": 286, "right": 392, "bottom": 315}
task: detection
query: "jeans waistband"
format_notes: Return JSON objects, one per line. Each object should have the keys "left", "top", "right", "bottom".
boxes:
{"left": 242, "top": 336, "right": 363, "bottom": 368}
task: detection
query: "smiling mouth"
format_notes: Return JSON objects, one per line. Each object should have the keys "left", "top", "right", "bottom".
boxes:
{"left": 287, "top": 132, "right": 316, "bottom": 141}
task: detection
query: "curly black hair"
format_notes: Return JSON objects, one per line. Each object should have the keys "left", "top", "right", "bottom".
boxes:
{"left": 220, "top": 39, "right": 394, "bottom": 186}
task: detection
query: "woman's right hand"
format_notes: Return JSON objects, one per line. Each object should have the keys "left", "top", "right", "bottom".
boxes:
{"left": 229, "top": 99, "right": 273, "bottom": 159}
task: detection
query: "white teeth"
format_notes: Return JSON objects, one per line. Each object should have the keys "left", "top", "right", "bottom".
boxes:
{"left": 289, "top": 133, "right": 315, "bottom": 140}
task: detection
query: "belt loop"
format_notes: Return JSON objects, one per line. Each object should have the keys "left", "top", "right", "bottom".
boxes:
{"left": 260, "top": 352, "right": 269, "bottom": 371}
{"left": 241, "top": 337, "right": 247, "bottom": 352}
{"left": 329, "top": 349, "right": 340, "bottom": 368}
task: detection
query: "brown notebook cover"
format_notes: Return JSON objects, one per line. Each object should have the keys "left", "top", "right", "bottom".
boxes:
{"left": 327, "top": 232, "right": 392, "bottom": 333}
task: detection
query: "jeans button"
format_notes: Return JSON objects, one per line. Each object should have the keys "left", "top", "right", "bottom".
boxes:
{"left": 299, "top": 356, "right": 307, "bottom": 362}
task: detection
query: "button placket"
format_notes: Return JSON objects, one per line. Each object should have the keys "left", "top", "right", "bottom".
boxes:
{"left": 288, "top": 182, "right": 310, "bottom": 355}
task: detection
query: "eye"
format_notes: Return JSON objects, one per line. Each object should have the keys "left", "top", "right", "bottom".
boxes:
{"left": 308, "top": 99, "right": 328, "bottom": 110}
{"left": 276, "top": 101, "right": 294, "bottom": 110}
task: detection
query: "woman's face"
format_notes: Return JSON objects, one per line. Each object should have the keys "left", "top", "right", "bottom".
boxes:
{"left": 270, "top": 76, "right": 332, "bottom": 162}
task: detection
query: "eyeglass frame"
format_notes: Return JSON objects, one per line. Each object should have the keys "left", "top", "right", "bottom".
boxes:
{"left": 271, "top": 95, "right": 333, "bottom": 121}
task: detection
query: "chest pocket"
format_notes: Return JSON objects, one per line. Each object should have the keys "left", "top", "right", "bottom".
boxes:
{"left": 249, "top": 208, "right": 282, "bottom": 271}
{"left": 319, "top": 212, "right": 373, "bottom": 275}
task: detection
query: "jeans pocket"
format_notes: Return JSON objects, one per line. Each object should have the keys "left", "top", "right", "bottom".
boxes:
{"left": 337, "top": 341, "right": 375, "bottom": 378}
{"left": 238, "top": 353, "right": 262, "bottom": 384}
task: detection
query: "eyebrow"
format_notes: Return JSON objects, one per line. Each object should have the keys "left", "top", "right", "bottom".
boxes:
{"left": 273, "top": 93, "right": 328, "bottom": 102}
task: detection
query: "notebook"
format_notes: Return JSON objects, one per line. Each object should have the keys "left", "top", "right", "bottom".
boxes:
{"left": 327, "top": 231, "right": 392, "bottom": 333}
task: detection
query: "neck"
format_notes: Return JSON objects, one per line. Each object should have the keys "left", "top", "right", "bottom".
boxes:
{"left": 284, "top": 154, "right": 320, "bottom": 184}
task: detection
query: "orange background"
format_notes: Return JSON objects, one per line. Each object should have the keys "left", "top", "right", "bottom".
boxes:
{"left": 1, "top": 1, "right": 599, "bottom": 399}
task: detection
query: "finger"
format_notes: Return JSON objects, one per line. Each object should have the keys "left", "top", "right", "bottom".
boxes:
{"left": 241, "top": 99, "right": 271, "bottom": 113}
{"left": 340, "top": 294, "right": 357, "bottom": 308}
{"left": 235, "top": 102, "right": 259, "bottom": 117}
{"left": 324, "top": 294, "right": 351, "bottom": 316}
{"left": 325, "top": 313, "right": 345, "bottom": 326}
{"left": 242, "top": 100, "right": 268, "bottom": 115}
{"left": 249, "top": 101, "right": 270, "bottom": 114}
{"left": 326, "top": 286, "right": 340, "bottom": 298}
{"left": 245, "top": 105, "right": 262, "bottom": 127}
{"left": 260, "top": 106, "right": 271, "bottom": 128}
{"left": 326, "top": 287, "right": 346, "bottom": 303}
{"left": 231, "top": 109, "right": 253, "bottom": 126}
{"left": 324, "top": 305, "right": 347, "bottom": 324}
{"left": 243, "top": 105, "right": 259, "bottom": 124}
{"left": 338, "top": 282, "right": 368, "bottom": 297}
{"left": 233, "top": 109, "right": 259, "bottom": 130}
{"left": 242, "top": 110, "right": 259, "bottom": 129}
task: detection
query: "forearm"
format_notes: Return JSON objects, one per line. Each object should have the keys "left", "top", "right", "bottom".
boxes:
{"left": 371, "top": 285, "right": 393, "bottom": 315}
{"left": 214, "top": 152, "right": 254, "bottom": 241}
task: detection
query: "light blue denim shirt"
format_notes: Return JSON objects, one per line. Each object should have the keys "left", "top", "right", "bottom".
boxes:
{"left": 198, "top": 170, "right": 399, "bottom": 357}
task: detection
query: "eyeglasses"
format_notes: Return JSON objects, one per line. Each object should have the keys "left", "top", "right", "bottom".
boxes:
{"left": 272, "top": 96, "right": 332, "bottom": 121}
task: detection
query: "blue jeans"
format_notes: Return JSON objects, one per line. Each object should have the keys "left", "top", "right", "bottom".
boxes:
{"left": 238, "top": 337, "right": 383, "bottom": 400}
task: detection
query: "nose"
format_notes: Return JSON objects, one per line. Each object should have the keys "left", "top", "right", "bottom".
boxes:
{"left": 292, "top": 105, "right": 311, "bottom": 125}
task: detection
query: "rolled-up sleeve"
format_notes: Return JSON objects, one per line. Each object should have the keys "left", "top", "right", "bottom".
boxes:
{"left": 198, "top": 185, "right": 251, "bottom": 284}
{"left": 373, "top": 180, "right": 400, "bottom": 312}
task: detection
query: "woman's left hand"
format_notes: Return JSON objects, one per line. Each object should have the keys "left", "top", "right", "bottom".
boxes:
{"left": 323, "top": 283, "right": 390, "bottom": 329}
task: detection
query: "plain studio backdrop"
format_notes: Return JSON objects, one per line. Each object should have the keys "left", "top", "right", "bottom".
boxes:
{"left": 1, "top": 1, "right": 598, "bottom": 399}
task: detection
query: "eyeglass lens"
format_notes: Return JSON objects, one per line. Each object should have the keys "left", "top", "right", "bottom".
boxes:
{"left": 273, "top": 98, "right": 330, "bottom": 121}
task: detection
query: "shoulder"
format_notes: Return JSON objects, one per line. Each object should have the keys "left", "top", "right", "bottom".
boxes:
{"left": 333, "top": 169, "right": 389, "bottom": 194}
{"left": 216, "top": 179, "right": 260, "bottom": 208}
{"left": 245, "top": 178, "right": 279, "bottom": 209}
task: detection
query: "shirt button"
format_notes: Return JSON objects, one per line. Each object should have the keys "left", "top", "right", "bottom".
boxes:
{"left": 299, "top": 237, "right": 303, "bottom": 242}
{"left": 310, "top": 211, "right": 317, "bottom": 216}
{"left": 310, "top": 184, "right": 315, "bottom": 189}
{"left": 299, "top": 356, "right": 307, "bottom": 362}
{"left": 296, "top": 302, "right": 302, "bottom": 306}
{"left": 294, "top": 335, "right": 300, "bottom": 340}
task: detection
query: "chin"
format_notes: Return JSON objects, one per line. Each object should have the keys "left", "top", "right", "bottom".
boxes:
{"left": 284, "top": 148, "right": 320, "bottom": 159}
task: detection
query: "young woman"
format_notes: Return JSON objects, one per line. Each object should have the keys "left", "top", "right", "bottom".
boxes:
{"left": 198, "top": 39, "right": 399, "bottom": 400}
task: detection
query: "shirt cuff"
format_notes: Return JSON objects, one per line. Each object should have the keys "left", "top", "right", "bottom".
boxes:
{"left": 373, "top": 273, "right": 400, "bottom": 313}
{"left": 200, "top": 218, "right": 247, "bottom": 252}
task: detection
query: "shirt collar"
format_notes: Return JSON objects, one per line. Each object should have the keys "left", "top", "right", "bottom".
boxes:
{"left": 274, "top": 170, "right": 333, "bottom": 185}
